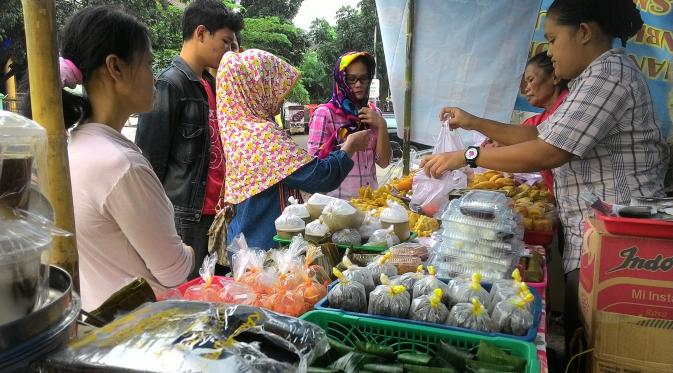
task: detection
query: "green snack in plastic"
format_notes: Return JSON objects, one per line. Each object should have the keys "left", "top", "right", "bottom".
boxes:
{"left": 438, "top": 341, "right": 474, "bottom": 371}
{"left": 465, "top": 359, "right": 518, "bottom": 372}
{"left": 404, "top": 364, "right": 457, "bottom": 373}
{"left": 476, "top": 341, "right": 526, "bottom": 371}
{"left": 307, "top": 367, "right": 341, "bottom": 373}
{"left": 397, "top": 352, "right": 433, "bottom": 365}
{"left": 361, "top": 363, "right": 404, "bottom": 373}
{"left": 328, "top": 337, "right": 354, "bottom": 357}
{"left": 355, "top": 342, "right": 396, "bottom": 359}
{"left": 329, "top": 351, "right": 384, "bottom": 373}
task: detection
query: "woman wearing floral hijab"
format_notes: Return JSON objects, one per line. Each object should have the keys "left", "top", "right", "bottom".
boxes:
{"left": 308, "top": 51, "right": 392, "bottom": 199}
{"left": 217, "top": 49, "right": 370, "bottom": 250}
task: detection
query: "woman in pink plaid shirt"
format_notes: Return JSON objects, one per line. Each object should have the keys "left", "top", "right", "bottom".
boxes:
{"left": 308, "top": 51, "right": 392, "bottom": 199}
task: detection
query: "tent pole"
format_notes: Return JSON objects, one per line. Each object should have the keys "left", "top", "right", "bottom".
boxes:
{"left": 22, "top": 0, "right": 79, "bottom": 290}
{"left": 402, "top": 0, "right": 414, "bottom": 176}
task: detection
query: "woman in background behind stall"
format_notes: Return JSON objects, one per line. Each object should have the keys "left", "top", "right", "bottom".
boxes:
{"left": 421, "top": 0, "right": 669, "bottom": 363}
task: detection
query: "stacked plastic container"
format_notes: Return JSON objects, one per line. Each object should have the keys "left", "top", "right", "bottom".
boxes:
{"left": 429, "top": 191, "right": 524, "bottom": 281}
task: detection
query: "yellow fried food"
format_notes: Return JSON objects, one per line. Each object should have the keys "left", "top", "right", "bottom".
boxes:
{"left": 514, "top": 205, "right": 528, "bottom": 217}
{"left": 533, "top": 218, "right": 553, "bottom": 232}
{"left": 473, "top": 181, "right": 497, "bottom": 190}
{"left": 495, "top": 178, "right": 515, "bottom": 187}
{"left": 522, "top": 217, "right": 534, "bottom": 230}
{"left": 489, "top": 174, "right": 503, "bottom": 182}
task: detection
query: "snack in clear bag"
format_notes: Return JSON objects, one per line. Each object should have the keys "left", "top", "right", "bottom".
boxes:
{"left": 274, "top": 212, "right": 306, "bottom": 239}
{"left": 389, "top": 242, "right": 430, "bottom": 261}
{"left": 490, "top": 282, "right": 533, "bottom": 314}
{"left": 457, "top": 190, "right": 511, "bottom": 220}
{"left": 331, "top": 228, "right": 362, "bottom": 246}
{"left": 230, "top": 234, "right": 267, "bottom": 291}
{"left": 306, "top": 193, "right": 338, "bottom": 219}
{"left": 295, "top": 248, "right": 328, "bottom": 309}
{"left": 256, "top": 271, "right": 306, "bottom": 316}
{"left": 488, "top": 268, "right": 523, "bottom": 307}
{"left": 492, "top": 291, "right": 535, "bottom": 336}
{"left": 380, "top": 200, "right": 411, "bottom": 241}
{"left": 283, "top": 196, "right": 311, "bottom": 223}
{"left": 184, "top": 252, "right": 224, "bottom": 302}
{"left": 305, "top": 217, "right": 331, "bottom": 243}
{"left": 219, "top": 281, "right": 257, "bottom": 306}
{"left": 450, "top": 273, "right": 490, "bottom": 307}
{"left": 366, "top": 252, "right": 398, "bottom": 285}
{"left": 358, "top": 210, "right": 382, "bottom": 241}
{"left": 412, "top": 266, "right": 451, "bottom": 304}
{"left": 391, "top": 265, "right": 425, "bottom": 290}
{"left": 270, "top": 236, "right": 307, "bottom": 290}
{"left": 321, "top": 199, "right": 362, "bottom": 231}
{"left": 367, "top": 274, "right": 411, "bottom": 318}
{"left": 342, "top": 256, "right": 375, "bottom": 293}
{"left": 447, "top": 298, "right": 496, "bottom": 333}
{"left": 409, "top": 288, "right": 449, "bottom": 324}
{"left": 365, "top": 226, "right": 401, "bottom": 248}
{"left": 328, "top": 268, "right": 367, "bottom": 312}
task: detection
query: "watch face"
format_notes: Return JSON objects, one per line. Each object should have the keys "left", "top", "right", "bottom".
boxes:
{"left": 465, "top": 147, "right": 479, "bottom": 160}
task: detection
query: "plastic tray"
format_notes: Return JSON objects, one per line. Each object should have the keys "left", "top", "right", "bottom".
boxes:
{"left": 301, "top": 310, "right": 540, "bottom": 373}
{"left": 437, "top": 237, "right": 522, "bottom": 260}
{"left": 523, "top": 229, "right": 555, "bottom": 246}
{"left": 273, "top": 232, "right": 418, "bottom": 252}
{"left": 595, "top": 210, "right": 673, "bottom": 239}
{"left": 443, "top": 220, "right": 522, "bottom": 241}
{"left": 316, "top": 279, "right": 542, "bottom": 342}
{"left": 442, "top": 209, "right": 521, "bottom": 233}
{"left": 432, "top": 261, "right": 511, "bottom": 282}
{"left": 433, "top": 251, "right": 517, "bottom": 268}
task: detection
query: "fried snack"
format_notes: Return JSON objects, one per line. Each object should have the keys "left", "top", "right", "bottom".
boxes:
{"left": 495, "top": 178, "right": 515, "bottom": 187}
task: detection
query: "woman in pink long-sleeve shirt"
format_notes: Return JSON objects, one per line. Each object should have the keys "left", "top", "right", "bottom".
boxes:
{"left": 49, "top": 7, "right": 194, "bottom": 310}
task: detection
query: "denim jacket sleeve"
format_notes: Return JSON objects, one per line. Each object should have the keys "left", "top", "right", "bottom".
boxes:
{"left": 136, "top": 79, "right": 179, "bottom": 182}
{"left": 283, "top": 150, "right": 354, "bottom": 193}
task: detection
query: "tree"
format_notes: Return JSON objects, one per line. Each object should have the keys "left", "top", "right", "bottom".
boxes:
{"left": 241, "top": 16, "right": 308, "bottom": 67}
{"left": 287, "top": 81, "right": 309, "bottom": 104}
{"left": 299, "top": 51, "right": 330, "bottom": 103}
{"left": 240, "top": 0, "right": 303, "bottom": 23}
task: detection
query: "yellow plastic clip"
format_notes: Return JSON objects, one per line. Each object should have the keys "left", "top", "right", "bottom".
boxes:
{"left": 390, "top": 285, "right": 407, "bottom": 296}
{"left": 333, "top": 268, "right": 347, "bottom": 283}
{"left": 416, "top": 265, "right": 425, "bottom": 274}
{"left": 428, "top": 266, "right": 436, "bottom": 276}
{"left": 469, "top": 273, "right": 481, "bottom": 291}
{"left": 512, "top": 268, "right": 521, "bottom": 283}
{"left": 430, "top": 288, "right": 443, "bottom": 308}
{"left": 471, "top": 298, "right": 485, "bottom": 316}
{"left": 380, "top": 252, "right": 392, "bottom": 264}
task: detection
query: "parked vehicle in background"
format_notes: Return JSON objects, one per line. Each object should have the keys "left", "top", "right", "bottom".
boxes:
{"left": 383, "top": 112, "right": 431, "bottom": 160}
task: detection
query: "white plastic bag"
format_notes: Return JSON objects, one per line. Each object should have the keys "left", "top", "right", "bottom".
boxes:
{"left": 410, "top": 122, "right": 467, "bottom": 218}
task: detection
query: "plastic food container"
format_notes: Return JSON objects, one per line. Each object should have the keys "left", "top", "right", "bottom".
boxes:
{"left": 380, "top": 201, "right": 411, "bottom": 241}
{"left": 457, "top": 190, "right": 511, "bottom": 220}
{"left": 306, "top": 193, "right": 338, "bottom": 219}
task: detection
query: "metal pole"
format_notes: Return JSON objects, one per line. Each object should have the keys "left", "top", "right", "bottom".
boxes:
{"left": 402, "top": 0, "right": 414, "bottom": 175}
{"left": 22, "top": 0, "right": 79, "bottom": 290}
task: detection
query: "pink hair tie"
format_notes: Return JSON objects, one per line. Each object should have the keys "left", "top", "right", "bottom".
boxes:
{"left": 59, "top": 57, "right": 83, "bottom": 89}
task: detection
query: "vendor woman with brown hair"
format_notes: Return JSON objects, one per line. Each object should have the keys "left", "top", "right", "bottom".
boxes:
{"left": 421, "top": 0, "right": 669, "bottom": 360}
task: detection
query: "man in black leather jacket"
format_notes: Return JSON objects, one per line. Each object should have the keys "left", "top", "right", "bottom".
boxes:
{"left": 136, "top": 0, "right": 243, "bottom": 278}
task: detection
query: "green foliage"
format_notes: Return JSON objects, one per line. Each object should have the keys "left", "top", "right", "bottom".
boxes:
{"left": 241, "top": 16, "right": 307, "bottom": 67}
{"left": 240, "top": 0, "right": 303, "bottom": 22}
{"left": 299, "top": 50, "right": 330, "bottom": 103}
{"left": 287, "top": 80, "right": 310, "bottom": 105}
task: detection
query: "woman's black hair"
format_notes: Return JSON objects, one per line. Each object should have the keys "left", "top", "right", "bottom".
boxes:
{"left": 526, "top": 51, "right": 569, "bottom": 92}
{"left": 547, "top": 0, "right": 644, "bottom": 47}
{"left": 58, "top": 5, "right": 151, "bottom": 128}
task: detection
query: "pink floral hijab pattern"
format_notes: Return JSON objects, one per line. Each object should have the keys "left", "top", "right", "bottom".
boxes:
{"left": 217, "top": 49, "right": 313, "bottom": 205}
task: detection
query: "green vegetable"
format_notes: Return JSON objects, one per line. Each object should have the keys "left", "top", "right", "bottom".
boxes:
{"left": 355, "top": 342, "right": 396, "bottom": 359}
{"left": 430, "top": 356, "right": 457, "bottom": 369}
{"left": 465, "top": 359, "right": 518, "bottom": 372}
{"left": 308, "top": 368, "right": 341, "bottom": 373}
{"left": 328, "top": 338, "right": 355, "bottom": 356}
{"left": 397, "top": 352, "right": 432, "bottom": 365}
{"left": 476, "top": 341, "right": 526, "bottom": 371}
{"left": 361, "top": 363, "right": 403, "bottom": 373}
{"left": 329, "top": 352, "right": 384, "bottom": 373}
{"left": 403, "top": 364, "right": 457, "bottom": 373}
{"left": 437, "top": 341, "right": 474, "bottom": 371}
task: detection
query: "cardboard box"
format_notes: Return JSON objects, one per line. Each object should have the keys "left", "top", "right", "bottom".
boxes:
{"left": 579, "top": 218, "right": 673, "bottom": 337}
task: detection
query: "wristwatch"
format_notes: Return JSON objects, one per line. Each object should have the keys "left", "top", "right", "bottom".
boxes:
{"left": 464, "top": 146, "right": 480, "bottom": 168}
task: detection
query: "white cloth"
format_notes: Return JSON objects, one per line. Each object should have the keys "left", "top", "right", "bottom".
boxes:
{"left": 69, "top": 123, "right": 194, "bottom": 310}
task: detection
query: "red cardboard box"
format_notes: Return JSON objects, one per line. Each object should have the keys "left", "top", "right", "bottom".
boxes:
{"left": 580, "top": 218, "right": 673, "bottom": 330}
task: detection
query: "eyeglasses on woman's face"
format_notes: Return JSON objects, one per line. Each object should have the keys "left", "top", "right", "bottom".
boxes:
{"left": 346, "top": 74, "right": 370, "bottom": 86}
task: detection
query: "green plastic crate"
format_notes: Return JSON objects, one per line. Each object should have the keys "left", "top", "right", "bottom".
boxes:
{"left": 301, "top": 310, "right": 541, "bottom": 373}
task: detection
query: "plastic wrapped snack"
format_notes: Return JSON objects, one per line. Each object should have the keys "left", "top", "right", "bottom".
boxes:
{"left": 306, "top": 193, "right": 338, "bottom": 219}
{"left": 304, "top": 217, "right": 330, "bottom": 243}
{"left": 274, "top": 213, "right": 306, "bottom": 239}
{"left": 389, "top": 242, "right": 430, "bottom": 261}
{"left": 490, "top": 282, "right": 533, "bottom": 314}
{"left": 328, "top": 268, "right": 368, "bottom": 312}
{"left": 409, "top": 288, "right": 450, "bottom": 324}
{"left": 366, "top": 226, "right": 401, "bottom": 248}
{"left": 492, "top": 292, "right": 535, "bottom": 336}
{"left": 184, "top": 253, "right": 223, "bottom": 302}
{"left": 358, "top": 210, "right": 382, "bottom": 241}
{"left": 257, "top": 274, "right": 306, "bottom": 317}
{"left": 447, "top": 298, "right": 496, "bottom": 333}
{"left": 488, "top": 269, "right": 523, "bottom": 307}
{"left": 331, "top": 228, "right": 362, "bottom": 246}
{"left": 366, "top": 252, "right": 398, "bottom": 285}
{"left": 270, "top": 236, "right": 307, "bottom": 290}
{"left": 321, "top": 199, "right": 361, "bottom": 231}
{"left": 230, "top": 234, "right": 267, "bottom": 291}
{"left": 342, "top": 257, "right": 375, "bottom": 293}
{"left": 389, "top": 255, "right": 423, "bottom": 274}
{"left": 380, "top": 200, "right": 411, "bottom": 241}
{"left": 457, "top": 190, "right": 511, "bottom": 220}
{"left": 412, "top": 266, "right": 451, "bottom": 304}
{"left": 219, "top": 281, "right": 257, "bottom": 306}
{"left": 283, "top": 196, "right": 311, "bottom": 223}
{"left": 368, "top": 274, "right": 411, "bottom": 317}
{"left": 391, "top": 265, "right": 425, "bottom": 290}
{"left": 450, "top": 273, "right": 490, "bottom": 307}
